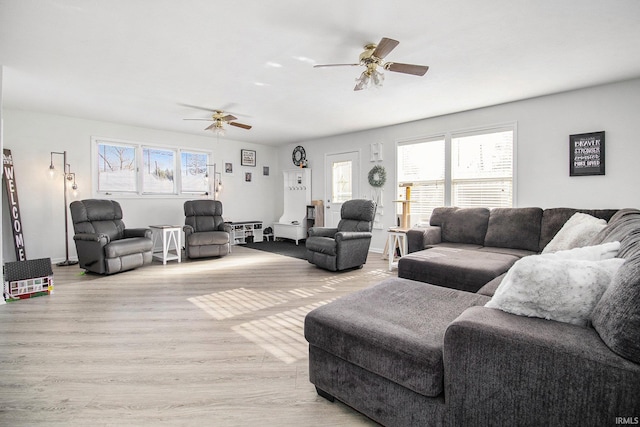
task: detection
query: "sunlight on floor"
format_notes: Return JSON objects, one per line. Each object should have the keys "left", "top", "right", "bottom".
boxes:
{"left": 231, "top": 300, "right": 334, "bottom": 364}
{"left": 187, "top": 279, "right": 372, "bottom": 321}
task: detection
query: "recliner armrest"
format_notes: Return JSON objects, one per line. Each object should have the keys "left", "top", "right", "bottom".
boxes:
{"left": 124, "top": 228, "right": 152, "bottom": 239}
{"left": 407, "top": 226, "right": 442, "bottom": 253}
{"left": 183, "top": 225, "right": 194, "bottom": 236}
{"left": 73, "top": 233, "right": 109, "bottom": 245}
{"left": 335, "top": 231, "right": 372, "bottom": 242}
{"left": 308, "top": 227, "right": 339, "bottom": 238}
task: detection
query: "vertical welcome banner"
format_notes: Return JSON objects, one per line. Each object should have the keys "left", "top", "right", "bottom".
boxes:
{"left": 3, "top": 149, "right": 27, "bottom": 261}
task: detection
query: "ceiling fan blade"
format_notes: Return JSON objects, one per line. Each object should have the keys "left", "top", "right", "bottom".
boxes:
{"left": 229, "top": 122, "right": 252, "bottom": 130}
{"left": 314, "top": 63, "right": 360, "bottom": 68}
{"left": 372, "top": 37, "right": 399, "bottom": 59}
{"left": 178, "top": 103, "right": 218, "bottom": 112}
{"left": 385, "top": 62, "right": 429, "bottom": 76}
{"left": 222, "top": 114, "right": 238, "bottom": 122}
{"left": 204, "top": 124, "right": 216, "bottom": 131}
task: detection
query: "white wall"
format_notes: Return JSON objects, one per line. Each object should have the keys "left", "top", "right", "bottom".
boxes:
{"left": 281, "top": 78, "right": 640, "bottom": 253}
{"left": 1, "top": 111, "right": 281, "bottom": 263}
{"left": 3, "top": 78, "right": 639, "bottom": 263}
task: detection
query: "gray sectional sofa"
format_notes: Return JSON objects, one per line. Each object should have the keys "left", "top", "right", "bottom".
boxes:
{"left": 304, "top": 207, "right": 640, "bottom": 426}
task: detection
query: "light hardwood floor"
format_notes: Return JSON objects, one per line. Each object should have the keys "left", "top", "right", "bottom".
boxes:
{"left": 0, "top": 246, "right": 394, "bottom": 426}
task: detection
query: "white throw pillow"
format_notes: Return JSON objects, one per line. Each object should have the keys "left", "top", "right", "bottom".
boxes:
{"left": 541, "top": 241, "right": 620, "bottom": 261}
{"left": 485, "top": 255, "right": 625, "bottom": 326}
{"left": 542, "top": 212, "right": 607, "bottom": 253}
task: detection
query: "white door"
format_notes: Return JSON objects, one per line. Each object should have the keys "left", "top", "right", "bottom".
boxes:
{"left": 324, "top": 151, "right": 360, "bottom": 227}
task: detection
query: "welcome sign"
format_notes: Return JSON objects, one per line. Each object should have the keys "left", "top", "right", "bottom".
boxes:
{"left": 3, "top": 149, "right": 27, "bottom": 261}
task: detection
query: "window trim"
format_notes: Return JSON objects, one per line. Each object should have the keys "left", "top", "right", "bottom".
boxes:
{"left": 395, "top": 122, "right": 517, "bottom": 221}
{"left": 91, "top": 136, "right": 213, "bottom": 198}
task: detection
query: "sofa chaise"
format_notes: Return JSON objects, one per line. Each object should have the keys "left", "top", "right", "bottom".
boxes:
{"left": 304, "top": 207, "right": 640, "bottom": 426}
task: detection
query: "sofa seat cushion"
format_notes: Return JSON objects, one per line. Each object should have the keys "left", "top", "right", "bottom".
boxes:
{"left": 427, "top": 242, "right": 483, "bottom": 251}
{"left": 104, "top": 237, "right": 153, "bottom": 258}
{"left": 305, "top": 236, "right": 337, "bottom": 256}
{"left": 478, "top": 246, "right": 537, "bottom": 258}
{"left": 187, "top": 230, "right": 229, "bottom": 246}
{"left": 304, "top": 277, "right": 490, "bottom": 397}
{"left": 398, "top": 247, "right": 519, "bottom": 292}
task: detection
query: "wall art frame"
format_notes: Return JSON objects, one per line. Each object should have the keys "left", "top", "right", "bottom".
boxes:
{"left": 241, "top": 149, "right": 256, "bottom": 167}
{"left": 569, "top": 131, "right": 605, "bottom": 176}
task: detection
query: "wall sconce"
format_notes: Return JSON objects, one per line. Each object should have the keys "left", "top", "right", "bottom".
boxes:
{"left": 49, "top": 151, "right": 79, "bottom": 266}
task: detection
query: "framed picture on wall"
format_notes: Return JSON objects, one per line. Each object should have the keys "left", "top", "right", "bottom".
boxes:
{"left": 263, "top": 166, "right": 269, "bottom": 176}
{"left": 241, "top": 149, "right": 256, "bottom": 167}
{"left": 245, "top": 172, "right": 252, "bottom": 182}
{"left": 570, "top": 131, "right": 605, "bottom": 176}
{"left": 224, "top": 161, "right": 234, "bottom": 175}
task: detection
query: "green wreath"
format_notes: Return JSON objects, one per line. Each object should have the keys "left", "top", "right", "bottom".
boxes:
{"left": 368, "top": 165, "right": 387, "bottom": 188}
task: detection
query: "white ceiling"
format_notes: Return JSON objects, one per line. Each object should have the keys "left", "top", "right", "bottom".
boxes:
{"left": 2, "top": 0, "right": 640, "bottom": 146}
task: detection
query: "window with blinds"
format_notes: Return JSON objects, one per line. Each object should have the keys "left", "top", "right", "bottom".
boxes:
{"left": 397, "top": 125, "right": 514, "bottom": 225}
{"left": 397, "top": 138, "right": 446, "bottom": 222}
{"left": 451, "top": 129, "right": 513, "bottom": 208}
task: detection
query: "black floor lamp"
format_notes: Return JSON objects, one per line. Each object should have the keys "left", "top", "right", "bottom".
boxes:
{"left": 49, "top": 151, "right": 79, "bottom": 267}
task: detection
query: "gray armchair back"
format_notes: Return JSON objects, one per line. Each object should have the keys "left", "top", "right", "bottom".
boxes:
{"left": 306, "top": 199, "right": 377, "bottom": 271}
{"left": 183, "top": 200, "right": 231, "bottom": 259}
{"left": 70, "top": 199, "right": 153, "bottom": 275}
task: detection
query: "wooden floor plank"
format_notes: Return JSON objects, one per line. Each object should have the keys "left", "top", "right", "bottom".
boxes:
{"left": 0, "top": 246, "right": 391, "bottom": 426}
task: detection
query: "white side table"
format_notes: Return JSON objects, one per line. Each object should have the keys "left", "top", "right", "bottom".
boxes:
{"left": 386, "top": 228, "right": 409, "bottom": 271}
{"left": 150, "top": 225, "right": 182, "bottom": 265}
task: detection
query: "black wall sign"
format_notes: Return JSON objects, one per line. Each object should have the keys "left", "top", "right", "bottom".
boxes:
{"left": 570, "top": 131, "right": 605, "bottom": 176}
{"left": 3, "top": 149, "right": 27, "bottom": 261}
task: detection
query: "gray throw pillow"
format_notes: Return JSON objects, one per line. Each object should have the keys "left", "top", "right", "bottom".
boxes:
{"left": 591, "top": 257, "right": 640, "bottom": 363}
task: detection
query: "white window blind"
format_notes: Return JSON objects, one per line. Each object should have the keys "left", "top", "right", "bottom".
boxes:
{"left": 397, "top": 138, "right": 445, "bottom": 222}
{"left": 396, "top": 125, "right": 514, "bottom": 225}
{"left": 452, "top": 129, "right": 513, "bottom": 208}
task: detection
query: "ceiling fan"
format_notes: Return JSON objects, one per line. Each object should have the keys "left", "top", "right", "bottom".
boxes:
{"left": 183, "top": 109, "right": 252, "bottom": 135}
{"left": 314, "top": 37, "right": 429, "bottom": 91}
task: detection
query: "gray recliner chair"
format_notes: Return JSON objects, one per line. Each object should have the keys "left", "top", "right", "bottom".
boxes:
{"left": 70, "top": 199, "right": 153, "bottom": 275}
{"left": 306, "top": 199, "right": 377, "bottom": 272}
{"left": 183, "top": 200, "right": 231, "bottom": 259}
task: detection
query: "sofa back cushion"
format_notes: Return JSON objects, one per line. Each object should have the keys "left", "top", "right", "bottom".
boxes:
{"left": 590, "top": 208, "right": 640, "bottom": 364}
{"left": 429, "top": 207, "right": 489, "bottom": 245}
{"left": 483, "top": 208, "right": 543, "bottom": 252}
{"left": 539, "top": 208, "right": 618, "bottom": 251}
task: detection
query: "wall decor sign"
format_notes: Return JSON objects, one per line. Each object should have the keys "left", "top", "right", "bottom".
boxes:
{"left": 241, "top": 149, "right": 256, "bottom": 167}
{"left": 570, "top": 131, "right": 605, "bottom": 176}
{"left": 3, "top": 149, "right": 27, "bottom": 261}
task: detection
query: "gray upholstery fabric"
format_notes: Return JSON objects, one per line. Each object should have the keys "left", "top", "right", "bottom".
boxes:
{"left": 592, "top": 257, "right": 640, "bottom": 364}
{"left": 476, "top": 272, "right": 506, "bottom": 297}
{"left": 305, "top": 278, "right": 489, "bottom": 397}
{"left": 539, "top": 208, "right": 618, "bottom": 251}
{"left": 590, "top": 208, "right": 640, "bottom": 364}
{"left": 306, "top": 199, "right": 376, "bottom": 271}
{"left": 407, "top": 226, "right": 442, "bottom": 253}
{"left": 308, "top": 346, "right": 447, "bottom": 427}
{"left": 483, "top": 207, "right": 543, "bottom": 252}
{"left": 183, "top": 200, "right": 230, "bottom": 259}
{"left": 398, "top": 247, "right": 518, "bottom": 293}
{"left": 70, "top": 199, "right": 153, "bottom": 275}
{"left": 429, "top": 207, "right": 489, "bottom": 245}
{"left": 70, "top": 199, "right": 126, "bottom": 241}
{"left": 445, "top": 307, "right": 640, "bottom": 426}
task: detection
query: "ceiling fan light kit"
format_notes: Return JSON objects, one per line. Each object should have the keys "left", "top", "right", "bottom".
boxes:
{"left": 184, "top": 109, "right": 252, "bottom": 135}
{"left": 315, "top": 37, "right": 429, "bottom": 91}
